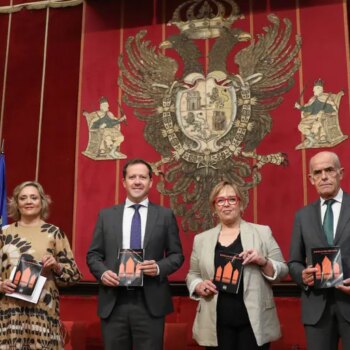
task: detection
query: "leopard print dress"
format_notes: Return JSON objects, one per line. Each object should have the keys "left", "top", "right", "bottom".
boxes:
{"left": 0, "top": 222, "right": 82, "bottom": 350}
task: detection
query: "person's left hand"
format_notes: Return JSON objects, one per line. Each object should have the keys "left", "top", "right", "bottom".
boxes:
{"left": 0, "top": 279, "right": 16, "bottom": 294}
{"left": 194, "top": 280, "right": 217, "bottom": 298}
{"left": 42, "top": 255, "right": 61, "bottom": 276}
{"left": 139, "top": 260, "right": 158, "bottom": 277}
{"left": 240, "top": 249, "right": 266, "bottom": 266}
{"left": 336, "top": 278, "right": 350, "bottom": 295}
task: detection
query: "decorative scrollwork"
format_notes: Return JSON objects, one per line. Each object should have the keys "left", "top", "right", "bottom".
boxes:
{"left": 119, "top": 0, "right": 301, "bottom": 232}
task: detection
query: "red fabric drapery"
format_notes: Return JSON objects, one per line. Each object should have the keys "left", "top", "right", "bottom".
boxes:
{"left": 0, "top": 0, "right": 349, "bottom": 282}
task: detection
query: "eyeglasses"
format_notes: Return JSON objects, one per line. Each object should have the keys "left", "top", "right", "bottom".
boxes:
{"left": 310, "top": 167, "right": 339, "bottom": 180}
{"left": 214, "top": 196, "right": 240, "bottom": 207}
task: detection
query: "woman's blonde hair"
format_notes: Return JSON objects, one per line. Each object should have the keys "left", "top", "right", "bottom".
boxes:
{"left": 8, "top": 181, "right": 51, "bottom": 221}
{"left": 209, "top": 181, "right": 248, "bottom": 214}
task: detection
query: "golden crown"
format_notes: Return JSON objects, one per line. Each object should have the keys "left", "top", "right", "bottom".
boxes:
{"left": 169, "top": 0, "right": 242, "bottom": 39}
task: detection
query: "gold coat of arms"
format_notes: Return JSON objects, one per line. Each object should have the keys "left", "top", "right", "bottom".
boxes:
{"left": 119, "top": 0, "right": 301, "bottom": 231}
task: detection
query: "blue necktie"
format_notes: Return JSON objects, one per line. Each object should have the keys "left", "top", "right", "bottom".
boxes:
{"left": 130, "top": 204, "right": 142, "bottom": 249}
{"left": 323, "top": 199, "right": 336, "bottom": 245}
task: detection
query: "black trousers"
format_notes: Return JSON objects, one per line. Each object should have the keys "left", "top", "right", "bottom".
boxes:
{"left": 205, "top": 322, "right": 270, "bottom": 350}
{"left": 101, "top": 288, "right": 164, "bottom": 350}
{"left": 211, "top": 290, "right": 270, "bottom": 350}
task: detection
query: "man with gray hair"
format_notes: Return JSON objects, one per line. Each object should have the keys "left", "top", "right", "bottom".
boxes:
{"left": 289, "top": 151, "right": 350, "bottom": 349}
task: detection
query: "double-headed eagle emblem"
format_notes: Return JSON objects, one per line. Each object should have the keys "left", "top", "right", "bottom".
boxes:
{"left": 119, "top": 0, "right": 301, "bottom": 232}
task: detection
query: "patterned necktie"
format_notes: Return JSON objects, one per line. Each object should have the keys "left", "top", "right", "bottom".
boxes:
{"left": 323, "top": 199, "right": 336, "bottom": 245}
{"left": 130, "top": 204, "right": 142, "bottom": 249}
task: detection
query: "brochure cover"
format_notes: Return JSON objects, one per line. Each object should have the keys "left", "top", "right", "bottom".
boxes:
{"left": 214, "top": 252, "right": 243, "bottom": 294}
{"left": 6, "top": 265, "right": 46, "bottom": 304}
{"left": 118, "top": 249, "right": 144, "bottom": 287}
{"left": 12, "top": 257, "right": 43, "bottom": 295}
{"left": 312, "top": 246, "right": 343, "bottom": 288}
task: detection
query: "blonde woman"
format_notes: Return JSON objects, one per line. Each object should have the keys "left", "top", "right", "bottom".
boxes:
{"left": 0, "top": 181, "right": 82, "bottom": 349}
{"left": 187, "top": 181, "right": 287, "bottom": 350}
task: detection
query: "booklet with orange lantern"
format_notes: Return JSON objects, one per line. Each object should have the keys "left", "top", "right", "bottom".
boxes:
{"left": 117, "top": 249, "right": 144, "bottom": 287}
{"left": 312, "top": 246, "right": 343, "bottom": 288}
{"left": 6, "top": 256, "right": 46, "bottom": 304}
{"left": 214, "top": 252, "right": 243, "bottom": 294}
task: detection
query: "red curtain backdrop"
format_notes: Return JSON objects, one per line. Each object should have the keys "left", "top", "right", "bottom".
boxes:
{"left": 0, "top": 3, "right": 82, "bottom": 239}
{"left": 0, "top": 0, "right": 349, "bottom": 282}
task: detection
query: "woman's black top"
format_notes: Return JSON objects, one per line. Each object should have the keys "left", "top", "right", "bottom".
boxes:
{"left": 215, "top": 234, "right": 250, "bottom": 327}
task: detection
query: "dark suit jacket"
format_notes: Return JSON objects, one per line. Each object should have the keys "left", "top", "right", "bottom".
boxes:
{"left": 289, "top": 191, "right": 350, "bottom": 325}
{"left": 86, "top": 202, "right": 184, "bottom": 319}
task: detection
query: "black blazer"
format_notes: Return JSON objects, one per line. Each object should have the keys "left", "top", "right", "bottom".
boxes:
{"left": 289, "top": 191, "right": 350, "bottom": 325}
{"left": 86, "top": 202, "right": 184, "bottom": 319}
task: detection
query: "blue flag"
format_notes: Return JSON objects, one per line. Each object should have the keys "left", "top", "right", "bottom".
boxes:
{"left": 0, "top": 153, "right": 8, "bottom": 227}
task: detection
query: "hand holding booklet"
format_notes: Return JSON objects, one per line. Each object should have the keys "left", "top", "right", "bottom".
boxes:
{"left": 312, "top": 246, "right": 343, "bottom": 288}
{"left": 214, "top": 252, "right": 243, "bottom": 294}
{"left": 6, "top": 256, "right": 46, "bottom": 304}
{"left": 118, "top": 249, "right": 144, "bottom": 287}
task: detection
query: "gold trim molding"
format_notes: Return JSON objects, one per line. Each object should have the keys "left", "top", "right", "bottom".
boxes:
{"left": 0, "top": 0, "right": 83, "bottom": 14}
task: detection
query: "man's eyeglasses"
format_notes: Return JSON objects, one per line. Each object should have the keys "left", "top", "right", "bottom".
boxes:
{"left": 214, "top": 196, "right": 240, "bottom": 207}
{"left": 310, "top": 167, "right": 338, "bottom": 180}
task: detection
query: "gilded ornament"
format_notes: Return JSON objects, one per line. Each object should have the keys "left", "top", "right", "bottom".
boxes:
{"left": 119, "top": 0, "right": 301, "bottom": 232}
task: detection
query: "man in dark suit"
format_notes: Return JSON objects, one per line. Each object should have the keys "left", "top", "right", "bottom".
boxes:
{"left": 289, "top": 151, "right": 350, "bottom": 350}
{"left": 87, "top": 158, "right": 184, "bottom": 350}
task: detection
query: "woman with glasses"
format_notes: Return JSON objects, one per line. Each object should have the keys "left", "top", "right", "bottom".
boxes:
{"left": 186, "top": 181, "right": 287, "bottom": 350}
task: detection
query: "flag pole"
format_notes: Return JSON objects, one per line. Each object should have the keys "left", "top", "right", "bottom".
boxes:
{"left": 0, "top": 141, "right": 8, "bottom": 227}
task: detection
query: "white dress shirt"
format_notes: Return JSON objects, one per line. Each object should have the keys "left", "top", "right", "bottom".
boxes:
{"left": 122, "top": 198, "right": 149, "bottom": 249}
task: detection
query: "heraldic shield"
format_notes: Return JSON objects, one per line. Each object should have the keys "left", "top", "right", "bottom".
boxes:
{"left": 176, "top": 74, "right": 237, "bottom": 153}
{"left": 118, "top": 0, "right": 302, "bottom": 232}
